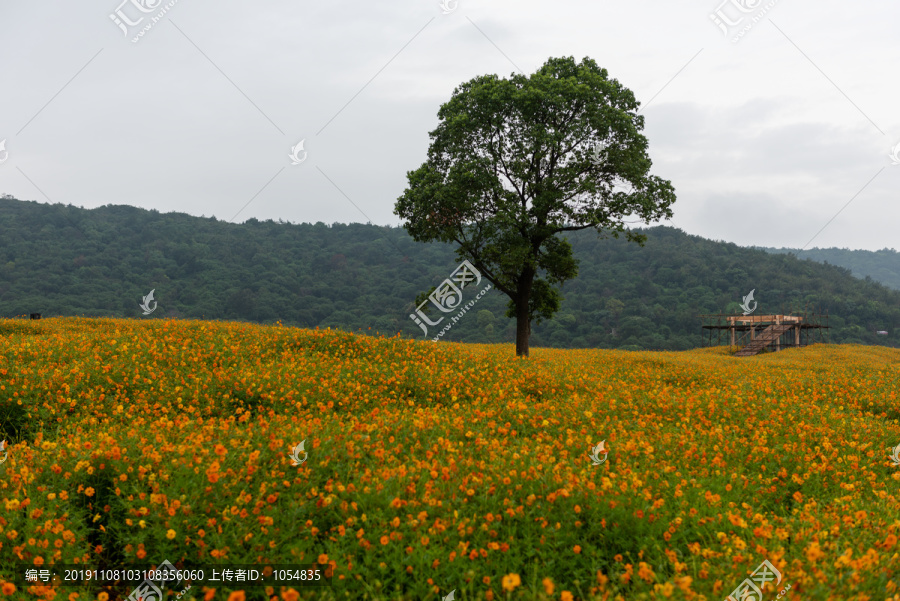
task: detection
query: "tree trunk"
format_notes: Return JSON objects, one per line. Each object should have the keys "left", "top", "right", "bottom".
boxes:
{"left": 514, "top": 266, "right": 536, "bottom": 357}
{"left": 515, "top": 297, "right": 531, "bottom": 357}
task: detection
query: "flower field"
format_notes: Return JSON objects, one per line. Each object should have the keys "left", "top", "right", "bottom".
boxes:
{"left": 1, "top": 317, "right": 899, "bottom": 601}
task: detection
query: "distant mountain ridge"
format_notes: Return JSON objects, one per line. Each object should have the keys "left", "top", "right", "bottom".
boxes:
{"left": 759, "top": 247, "right": 900, "bottom": 291}
{"left": 1, "top": 195, "right": 898, "bottom": 350}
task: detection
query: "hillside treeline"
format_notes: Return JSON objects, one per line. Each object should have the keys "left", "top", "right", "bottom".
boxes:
{"left": 1, "top": 195, "right": 898, "bottom": 350}
{"left": 762, "top": 246, "right": 900, "bottom": 291}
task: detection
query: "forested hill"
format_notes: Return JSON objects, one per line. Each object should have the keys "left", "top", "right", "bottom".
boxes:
{"left": 760, "top": 247, "right": 900, "bottom": 291}
{"left": 1, "top": 195, "right": 898, "bottom": 350}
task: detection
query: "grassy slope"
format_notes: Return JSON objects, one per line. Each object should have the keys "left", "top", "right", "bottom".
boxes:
{"left": 0, "top": 317, "right": 899, "bottom": 601}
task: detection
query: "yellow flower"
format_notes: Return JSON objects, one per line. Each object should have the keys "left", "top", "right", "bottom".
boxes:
{"left": 166, "top": 529, "right": 176, "bottom": 540}
{"left": 138, "top": 520, "right": 146, "bottom": 528}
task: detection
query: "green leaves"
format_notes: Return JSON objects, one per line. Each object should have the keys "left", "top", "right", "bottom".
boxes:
{"left": 395, "top": 56, "right": 677, "bottom": 355}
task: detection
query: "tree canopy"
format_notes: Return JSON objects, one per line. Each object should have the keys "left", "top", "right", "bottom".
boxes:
{"left": 395, "top": 56, "right": 676, "bottom": 356}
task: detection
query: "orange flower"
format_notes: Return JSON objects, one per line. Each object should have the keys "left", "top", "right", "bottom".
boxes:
{"left": 561, "top": 592, "right": 573, "bottom": 601}
{"left": 380, "top": 536, "right": 389, "bottom": 546}
{"left": 573, "top": 545, "right": 582, "bottom": 554}
{"left": 675, "top": 576, "right": 693, "bottom": 592}
{"left": 318, "top": 554, "right": 329, "bottom": 565}
{"left": 542, "top": 578, "right": 554, "bottom": 595}
{"left": 638, "top": 562, "right": 655, "bottom": 583}
{"left": 805, "top": 542, "right": 825, "bottom": 562}
{"left": 226, "top": 593, "right": 245, "bottom": 601}
{"left": 214, "top": 444, "right": 228, "bottom": 456}
{"left": 282, "top": 589, "right": 299, "bottom": 601}
{"left": 2, "top": 583, "right": 16, "bottom": 595}
{"left": 501, "top": 573, "right": 521, "bottom": 592}
{"left": 84, "top": 487, "right": 95, "bottom": 497}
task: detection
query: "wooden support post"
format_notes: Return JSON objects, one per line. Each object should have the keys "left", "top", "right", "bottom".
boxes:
{"left": 795, "top": 325, "right": 800, "bottom": 347}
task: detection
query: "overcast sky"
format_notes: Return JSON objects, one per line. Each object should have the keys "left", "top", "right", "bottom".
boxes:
{"left": 1, "top": 0, "right": 898, "bottom": 250}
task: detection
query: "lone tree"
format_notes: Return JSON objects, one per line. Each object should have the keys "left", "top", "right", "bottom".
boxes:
{"left": 395, "top": 56, "right": 676, "bottom": 356}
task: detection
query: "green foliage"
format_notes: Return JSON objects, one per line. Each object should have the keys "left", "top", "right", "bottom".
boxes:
{"left": 476, "top": 310, "right": 495, "bottom": 328}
